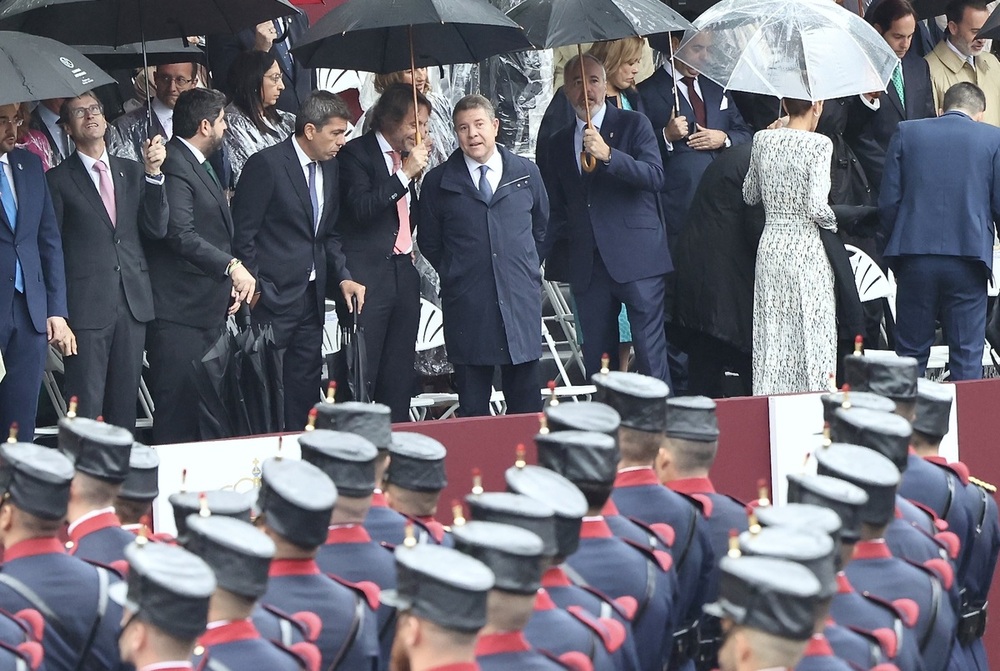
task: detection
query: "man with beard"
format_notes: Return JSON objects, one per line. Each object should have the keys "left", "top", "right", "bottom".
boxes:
{"left": 145, "top": 88, "right": 256, "bottom": 444}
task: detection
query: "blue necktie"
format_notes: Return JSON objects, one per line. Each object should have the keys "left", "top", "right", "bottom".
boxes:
{"left": 308, "top": 161, "right": 320, "bottom": 233}
{"left": 273, "top": 20, "right": 294, "bottom": 74}
{"left": 0, "top": 165, "right": 23, "bottom": 292}
{"left": 478, "top": 164, "right": 493, "bottom": 202}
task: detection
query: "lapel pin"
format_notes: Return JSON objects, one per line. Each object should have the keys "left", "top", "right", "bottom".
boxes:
{"left": 119, "top": 172, "right": 124, "bottom": 177}
{"left": 609, "top": 132, "right": 615, "bottom": 139}
{"left": 16, "top": 163, "right": 22, "bottom": 170}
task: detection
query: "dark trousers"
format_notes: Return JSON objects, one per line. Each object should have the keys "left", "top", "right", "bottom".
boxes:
{"left": 252, "top": 282, "right": 322, "bottom": 431}
{"left": 454, "top": 360, "right": 542, "bottom": 417}
{"left": 0, "top": 291, "right": 47, "bottom": 440}
{"left": 357, "top": 255, "right": 420, "bottom": 422}
{"left": 146, "top": 318, "right": 222, "bottom": 444}
{"left": 63, "top": 283, "right": 145, "bottom": 432}
{"left": 574, "top": 253, "right": 671, "bottom": 387}
{"left": 895, "top": 255, "right": 988, "bottom": 381}
{"left": 686, "top": 335, "right": 752, "bottom": 398}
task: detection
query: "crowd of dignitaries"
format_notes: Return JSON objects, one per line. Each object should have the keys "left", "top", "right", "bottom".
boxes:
{"left": 0, "top": 347, "right": 992, "bottom": 671}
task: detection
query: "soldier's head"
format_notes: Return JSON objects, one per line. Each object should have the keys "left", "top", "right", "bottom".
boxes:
{"left": 910, "top": 379, "right": 953, "bottom": 455}
{"left": 842, "top": 351, "right": 919, "bottom": 421}
{"left": 299, "top": 429, "right": 379, "bottom": 525}
{"left": 57, "top": 417, "right": 133, "bottom": 523}
{"left": 0, "top": 443, "right": 74, "bottom": 544}
{"left": 590, "top": 372, "right": 669, "bottom": 465}
{"left": 815, "top": 444, "right": 899, "bottom": 542}
{"left": 253, "top": 457, "right": 337, "bottom": 556}
{"left": 658, "top": 396, "right": 720, "bottom": 481}
{"left": 115, "top": 443, "right": 159, "bottom": 526}
{"left": 534, "top": 431, "right": 618, "bottom": 514}
{"left": 383, "top": 434, "right": 447, "bottom": 518}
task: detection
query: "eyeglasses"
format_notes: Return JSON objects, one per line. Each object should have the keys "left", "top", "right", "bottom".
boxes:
{"left": 155, "top": 74, "right": 196, "bottom": 87}
{"left": 264, "top": 73, "right": 284, "bottom": 83}
{"left": 0, "top": 117, "right": 24, "bottom": 128}
{"left": 66, "top": 104, "right": 104, "bottom": 119}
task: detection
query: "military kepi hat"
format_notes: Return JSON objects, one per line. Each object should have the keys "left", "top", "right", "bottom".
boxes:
{"left": 466, "top": 491, "right": 558, "bottom": 558}
{"left": 256, "top": 457, "right": 337, "bottom": 549}
{"left": 704, "top": 556, "right": 822, "bottom": 641}
{"left": 739, "top": 526, "right": 837, "bottom": 599}
{"left": 912, "top": 378, "right": 952, "bottom": 439}
{"left": 544, "top": 402, "right": 621, "bottom": 437}
{"left": 829, "top": 407, "right": 912, "bottom": 472}
{"left": 118, "top": 443, "right": 159, "bottom": 502}
{"left": 534, "top": 430, "right": 618, "bottom": 486}
{"left": 386, "top": 433, "right": 447, "bottom": 492}
{"left": 666, "top": 395, "right": 719, "bottom": 441}
{"left": 382, "top": 544, "right": 494, "bottom": 633}
{"left": 505, "top": 464, "right": 587, "bottom": 558}
{"left": 842, "top": 351, "right": 918, "bottom": 401}
{"left": 785, "top": 474, "right": 868, "bottom": 544}
{"left": 58, "top": 417, "right": 133, "bottom": 483}
{"left": 314, "top": 401, "right": 392, "bottom": 451}
{"left": 452, "top": 521, "right": 546, "bottom": 594}
{"left": 183, "top": 515, "right": 275, "bottom": 600}
{"left": 820, "top": 390, "right": 895, "bottom": 424}
{"left": 169, "top": 490, "right": 253, "bottom": 538}
{"left": 299, "top": 430, "right": 378, "bottom": 498}
{"left": 815, "top": 444, "right": 899, "bottom": 527}
{"left": 0, "top": 443, "right": 74, "bottom": 520}
{"left": 592, "top": 371, "right": 669, "bottom": 433}
{"left": 112, "top": 541, "right": 215, "bottom": 640}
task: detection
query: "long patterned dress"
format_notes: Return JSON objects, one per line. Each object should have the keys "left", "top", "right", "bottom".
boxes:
{"left": 743, "top": 128, "right": 838, "bottom": 395}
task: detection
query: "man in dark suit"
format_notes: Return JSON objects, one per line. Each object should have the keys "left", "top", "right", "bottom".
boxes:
{"left": 207, "top": 14, "right": 313, "bottom": 115}
{"left": 0, "top": 102, "right": 70, "bottom": 440}
{"left": 639, "top": 32, "right": 753, "bottom": 238}
{"left": 335, "top": 84, "right": 431, "bottom": 421}
{"left": 541, "top": 54, "right": 672, "bottom": 384}
{"left": 418, "top": 94, "right": 549, "bottom": 417}
{"left": 29, "top": 98, "right": 73, "bottom": 168}
{"left": 109, "top": 61, "right": 200, "bottom": 162}
{"left": 853, "top": 0, "right": 937, "bottom": 198}
{"left": 233, "top": 91, "right": 365, "bottom": 430}
{"left": 879, "top": 82, "right": 1000, "bottom": 380}
{"left": 46, "top": 92, "right": 169, "bottom": 431}
{"left": 145, "top": 88, "right": 256, "bottom": 444}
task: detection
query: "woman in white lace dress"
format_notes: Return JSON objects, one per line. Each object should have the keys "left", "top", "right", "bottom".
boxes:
{"left": 743, "top": 99, "right": 838, "bottom": 395}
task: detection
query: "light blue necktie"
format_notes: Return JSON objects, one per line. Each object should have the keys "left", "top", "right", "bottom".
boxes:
{"left": 478, "top": 164, "right": 493, "bottom": 202}
{"left": 0, "top": 164, "right": 23, "bottom": 292}
{"left": 308, "top": 161, "right": 320, "bottom": 233}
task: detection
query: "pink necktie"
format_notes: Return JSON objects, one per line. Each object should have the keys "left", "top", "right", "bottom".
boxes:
{"left": 93, "top": 160, "right": 116, "bottom": 227}
{"left": 388, "top": 150, "right": 412, "bottom": 255}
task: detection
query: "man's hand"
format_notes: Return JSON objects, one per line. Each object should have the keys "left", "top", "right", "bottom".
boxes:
{"left": 767, "top": 116, "right": 789, "bottom": 130}
{"left": 340, "top": 280, "right": 366, "bottom": 313}
{"left": 228, "top": 288, "right": 242, "bottom": 316}
{"left": 252, "top": 21, "right": 277, "bottom": 51}
{"left": 582, "top": 128, "right": 611, "bottom": 162}
{"left": 230, "top": 263, "right": 256, "bottom": 304}
{"left": 402, "top": 142, "right": 430, "bottom": 179}
{"left": 47, "top": 317, "right": 77, "bottom": 356}
{"left": 144, "top": 136, "right": 166, "bottom": 175}
{"left": 664, "top": 110, "right": 689, "bottom": 142}
{"left": 687, "top": 124, "right": 727, "bottom": 151}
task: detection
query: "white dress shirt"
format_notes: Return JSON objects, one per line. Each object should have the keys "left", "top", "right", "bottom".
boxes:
{"left": 375, "top": 131, "right": 411, "bottom": 210}
{"left": 178, "top": 137, "right": 207, "bottom": 165}
{"left": 37, "top": 104, "right": 74, "bottom": 159}
{"left": 77, "top": 150, "right": 114, "bottom": 192}
{"left": 464, "top": 147, "right": 503, "bottom": 194}
{"left": 151, "top": 96, "right": 174, "bottom": 140}
{"left": 946, "top": 38, "right": 978, "bottom": 68}
{"left": 575, "top": 102, "right": 608, "bottom": 172}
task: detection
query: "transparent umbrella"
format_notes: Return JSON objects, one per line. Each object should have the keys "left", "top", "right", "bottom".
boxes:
{"left": 676, "top": 0, "right": 898, "bottom": 101}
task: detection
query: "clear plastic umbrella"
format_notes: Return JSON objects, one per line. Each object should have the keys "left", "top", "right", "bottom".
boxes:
{"left": 675, "top": 0, "right": 899, "bottom": 101}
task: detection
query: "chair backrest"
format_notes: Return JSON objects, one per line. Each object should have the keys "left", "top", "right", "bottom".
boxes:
{"left": 416, "top": 298, "right": 446, "bottom": 352}
{"left": 845, "top": 244, "right": 893, "bottom": 304}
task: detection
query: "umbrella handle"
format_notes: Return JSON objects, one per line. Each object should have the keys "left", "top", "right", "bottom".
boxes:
{"left": 580, "top": 150, "right": 598, "bottom": 172}
{"left": 578, "top": 44, "right": 598, "bottom": 173}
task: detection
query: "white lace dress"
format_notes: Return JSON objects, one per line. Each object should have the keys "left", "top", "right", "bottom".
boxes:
{"left": 743, "top": 128, "right": 838, "bottom": 395}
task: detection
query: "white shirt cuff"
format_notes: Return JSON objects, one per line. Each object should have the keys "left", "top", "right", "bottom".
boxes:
{"left": 145, "top": 174, "right": 165, "bottom": 185}
{"left": 859, "top": 94, "right": 881, "bottom": 111}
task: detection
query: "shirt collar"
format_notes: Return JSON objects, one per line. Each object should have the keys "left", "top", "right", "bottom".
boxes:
{"left": 67, "top": 506, "right": 119, "bottom": 537}
{"left": 946, "top": 38, "right": 977, "bottom": 67}
{"left": 177, "top": 136, "right": 206, "bottom": 165}
{"left": 37, "top": 104, "right": 61, "bottom": 128}
{"left": 151, "top": 97, "right": 172, "bottom": 120}
{"left": 76, "top": 149, "right": 112, "bottom": 176}
{"left": 576, "top": 102, "right": 608, "bottom": 133}
{"left": 463, "top": 147, "right": 502, "bottom": 177}
{"left": 375, "top": 131, "right": 394, "bottom": 156}
{"left": 291, "top": 135, "right": 314, "bottom": 169}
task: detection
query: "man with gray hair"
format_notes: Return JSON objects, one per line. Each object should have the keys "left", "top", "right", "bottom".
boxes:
{"left": 879, "top": 80, "right": 1000, "bottom": 381}
{"left": 540, "top": 54, "right": 672, "bottom": 385}
{"left": 233, "top": 90, "right": 365, "bottom": 429}
{"left": 417, "top": 94, "right": 548, "bottom": 416}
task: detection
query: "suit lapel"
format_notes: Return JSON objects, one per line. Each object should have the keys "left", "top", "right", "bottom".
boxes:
{"left": 176, "top": 140, "right": 232, "bottom": 234}
{"left": 321, "top": 160, "right": 336, "bottom": 230}
{"left": 68, "top": 153, "right": 115, "bottom": 230}
{"left": 281, "top": 139, "right": 314, "bottom": 226}
{"left": 701, "top": 80, "right": 723, "bottom": 129}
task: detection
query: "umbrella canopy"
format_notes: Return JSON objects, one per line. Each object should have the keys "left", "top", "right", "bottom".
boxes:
{"left": 676, "top": 0, "right": 898, "bottom": 101}
{"left": 507, "top": 0, "right": 693, "bottom": 49}
{"left": 290, "top": 0, "right": 533, "bottom": 71}
{"left": 77, "top": 38, "right": 205, "bottom": 69}
{"left": 977, "top": 4, "right": 1000, "bottom": 40}
{"left": 0, "top": 31, "right": 114, "bottom": 106}
{"left": 0, "top": 0, "right": 297, "bottom": 47}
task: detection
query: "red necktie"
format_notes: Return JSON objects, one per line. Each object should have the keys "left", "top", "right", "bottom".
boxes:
{"left": 681, "top": 76, "right": 707, "bottom": 128}
{"left": 388, "top": 151, "right": 412, "bottom": 255}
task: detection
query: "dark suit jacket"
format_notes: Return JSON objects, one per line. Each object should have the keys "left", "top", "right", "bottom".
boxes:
{"left": 850, "top": 53, "right": 936, "bottom": 193}
{"left": 879, "top": 110, "right": 1000, "bottom": 271}
{"left": 417, "top": 146, "right": 548, "bottom": 366}
{"left": 540, "top": 102, "right": 671, "bottom": 287}
{"left": 637, "top": 68, "right": 752, "bottom": 236}
{"left": 146, "top": 138, "right": 234, "bottom": 328}
{"left": 28, "top": 107, "right": 65, "bottom": 165}
{"left": 206, "top": 11, "right": 313, "bottom": 115}
{"left": 232, "top": 136, "right": 350, "bottom": 318}
{"left": 46, "top": 152, "right": 168, "bottom": 329}
{"left": 335, "top": 132, "right": 414, "bottom": 286}
{"left": 0, "top": 148, "right": 67, "bottom": 333}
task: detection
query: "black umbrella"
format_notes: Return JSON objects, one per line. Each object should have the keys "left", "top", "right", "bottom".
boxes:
{"left": 0, "top": 31, "right": 115, "bottom": 106}
{"left": 507, "top": 0, "right": 692, "bottom": 171}
{"left": 241, "top": 322, "right": 285, "bottom": 435}
{"left": 331, "top": 297, "right": 370, "bottom": 403}
{"left": 77, "top": 38, "right": 205, "bottom": 70}
{"left": 292, "top": 0, "right": 532, "bottom": 146}
{"left": 192, "top": 328, "right": 238, "bottom": 440}
{"left": 977, "top": 4, "right": 1000, "bottom": 40}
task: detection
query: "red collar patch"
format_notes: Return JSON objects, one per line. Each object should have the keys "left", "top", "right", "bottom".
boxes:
{"left": 198, "top": 620, "right": 260, "bottom": 647}
{"left": 4, "top": 537, "right": 65, "bottom": 562}
{"left": 325, "top": 525, "right": 372, "bottom": 545}
{"left": 475, "top": 631, "right": 531, "bottom": 656}
{"left": 269, "top": 559, "right": 321, "bottom": 577}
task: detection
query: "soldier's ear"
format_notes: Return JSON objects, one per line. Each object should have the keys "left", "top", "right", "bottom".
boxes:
{"left": 0, "top": 502, "right": 13, "bottom": 533}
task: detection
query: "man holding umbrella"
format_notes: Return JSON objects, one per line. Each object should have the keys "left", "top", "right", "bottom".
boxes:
{"left": 541, "top": 54, "right": 672, "bottom": 385}
{"left": 109, "top": 61, "right": 200, "bottom": 162}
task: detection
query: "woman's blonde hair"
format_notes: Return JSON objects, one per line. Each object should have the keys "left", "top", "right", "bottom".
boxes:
{"left": 374, "top": 69, "right": 429, "bottom": 94}
{"left": 588, "top": 37, "right": 645, "bottom": 86}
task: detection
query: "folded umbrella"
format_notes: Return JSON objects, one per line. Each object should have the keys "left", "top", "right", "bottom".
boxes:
{"left": 0, "top": 32, "right": 114, "bottom": 107}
